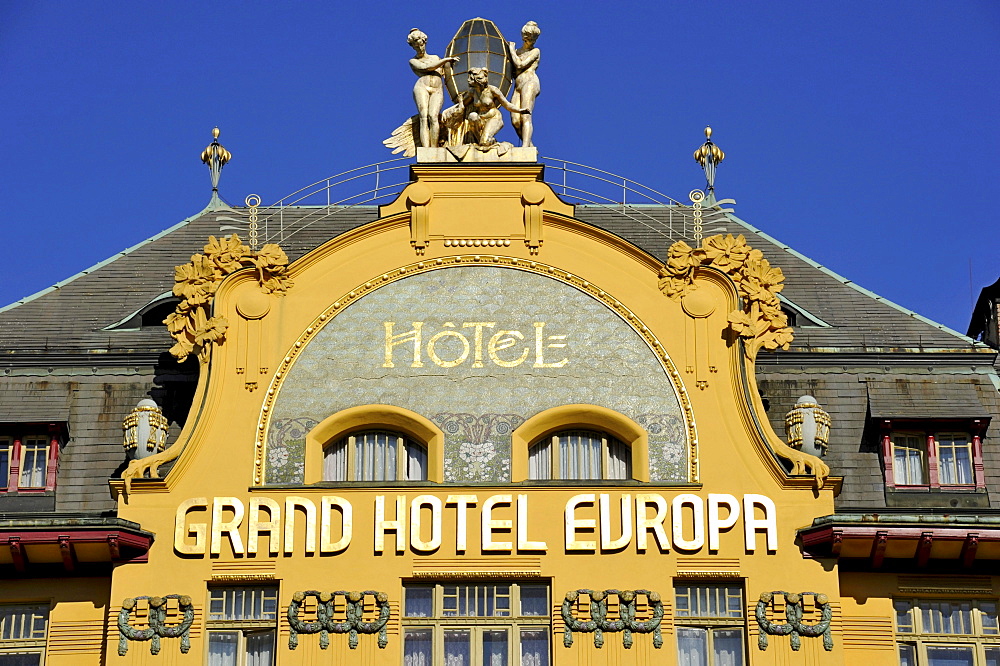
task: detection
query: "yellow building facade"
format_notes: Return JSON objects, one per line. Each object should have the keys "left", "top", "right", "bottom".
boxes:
{"left": 3, "top": 156, "right": 999, "bottom": 666}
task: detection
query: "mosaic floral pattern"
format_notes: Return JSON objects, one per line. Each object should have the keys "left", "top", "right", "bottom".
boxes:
{"left": 638, "top": 413, "right": 688, "bottom": 480}
{"left": 436, "top": 413, "right": 523, "bottom": 482}
{"left": 266, "top": 417, "right": 316, "bottom": 484}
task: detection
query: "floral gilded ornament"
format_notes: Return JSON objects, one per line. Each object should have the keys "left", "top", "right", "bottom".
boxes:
{"left": 165, "top": 234, "right": 292, "bottom": 363}
{"left": 659, "top": 234, "right": 830, "bottom": 485}
{"left": 659, "top": 234, "right": 793, "bottom": 358}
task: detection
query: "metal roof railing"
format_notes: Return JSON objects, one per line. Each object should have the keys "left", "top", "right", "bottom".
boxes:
{"left": 256, "top": 156, "right": 702, "bottom": 247}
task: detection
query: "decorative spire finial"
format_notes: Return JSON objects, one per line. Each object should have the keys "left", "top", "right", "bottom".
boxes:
{"left": 200, "top": 127, "right": 232, "bottom": 195}
{"left": 693, "top": 126, "right": 725, "bottom": 193}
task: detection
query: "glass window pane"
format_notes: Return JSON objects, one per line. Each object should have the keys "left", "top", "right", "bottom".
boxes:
{"left": 712, "top": 628, "right": 744, "bottom": 666}
{"left": 469, "top": 52, "right": 488, "bottom": 69}
{"left": 444, "top": 629, "right": 471, "bottom": 666}
{"left": 19, "top": 441, "right": 47, "bottom": 488}
{"left": 983, "top": 601, "right": 999, "bottom": 634}
{"left": 404, "top": 628, "right": 432, "bottom": 666}
{"left": 0, "top": 654, "right": 43, "bottom": 666}
{"left": 0, "top": 447, "right": 9, "bottom": 488}
{"left": 985, "top": 646, "right": 1000, "bottom": 666}
{"left": 470, "top": 35, "right": 487, "bottom": 51}
{"left": 520, "top": 586, "right": 548, "bottom": 616}
{"left": 405, "top": 587, "right": 433, "bottom": 617}
{"left": 925, "top": 645, "right": 974, "bottom": 666}
{"left": 894, "top": 600, "right": 914, "bottom": 632}
{"left": 898, "top": 643, "right": 917, "bottom": 666}
{"left": 676, "top": 627, "right": 708, "bottom": 666}
{"left": 482, "top": 629, "right": 508, "bottom": 666}
{"left": 246, "top": 630, "right": 275, "bottom": 666}
{"left": 207, "top": 631, "right": 239, "bottom": 666}
{"left": 520, "top": 629, "right": 549, "bottom": 666}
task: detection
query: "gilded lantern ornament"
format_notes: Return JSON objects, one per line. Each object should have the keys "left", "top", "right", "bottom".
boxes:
{"left": 784, "top": 395, "right": 832, "bottom": 457}
{"left": 122, "top": 399, "right": 169, "bottom": 460}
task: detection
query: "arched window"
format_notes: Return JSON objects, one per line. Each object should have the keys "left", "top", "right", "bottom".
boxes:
{"left": 323, "top": 430, "right": 428, "bottom": 481}
{"left": 528, "top": 429, "right": 632, "bottom": 480}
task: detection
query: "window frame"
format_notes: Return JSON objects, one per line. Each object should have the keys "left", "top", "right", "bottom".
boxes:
{"left": 527, "top": 429, "right": 632, "bottom": 481}
{"left": 401, "top": 581, "right": 551, "bottom": 666}
{"left": 673, "top": 582, "right": 747, "bottom": 666}
{"left": 0, "top": 425, "right": 63, "bottom": 494}
{"left": 204, "top": 586, "right": 279, "bottom": 666}
{"left": 323, "top": 430, "right": 428, "bottom": 482}
{"left": 880, "top": 420, "right": 986, "bottom": 491}
{"left": 0, "top": 602, "right": 50, "bottom": 663}
{"left": 894, "top": 597, "right": 1000, "bottom": 666}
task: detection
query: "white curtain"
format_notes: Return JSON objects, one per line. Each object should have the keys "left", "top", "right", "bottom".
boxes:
{"left": 938, "top": 437, "right": 973, "bottom": 485}
{"left": 528, "top": 441, "right": 551, "bottom": 479}
{"left": 407, "top": 442, "right": 428, "bottom": 480}
{"left": 560, "top": 432, "right": 601, "bottom": 480}
{"left": 676, "top": 627, "right": 707, "bottom": 666}
{"left": 246, "top": 630, "right": 275, "bottom": 666}
{"left": 323, "top": 441, "right": 346, "bottom": 481}
{"left": 355, "top": 432, "right": 397, "bottom": 481}
{"left": 19, "top": 441, "right": 47, "bottom": 488}
{"left": 712, "top": 628, "right": 743, "bottom": 666}
{"left": 893, "top": 437, "right": 925, "bottom": 485}
{"left": 207, "top": 631, "right": 238, "bottom": 666}
{"left": 606, "top": 438, "right": 631, "bottom": 480}
{"left": 520, "top": 629, "right": 549, "bottom": 666}
{"left": 404, "top": 629, "right": 432, "bottom": 666}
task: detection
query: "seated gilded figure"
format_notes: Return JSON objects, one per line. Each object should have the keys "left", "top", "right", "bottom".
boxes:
{"left": 441, "top": 67, "right": 530, "bottom": 149}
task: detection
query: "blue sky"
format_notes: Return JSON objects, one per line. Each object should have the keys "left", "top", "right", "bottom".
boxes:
{"left": 2, "top": 1, "right": 998, "bottom": 334}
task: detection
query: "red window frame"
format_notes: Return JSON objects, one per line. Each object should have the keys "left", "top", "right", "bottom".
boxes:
{"left": 880, "top": 419, "right": 986, "bottom": 490}
{"left": 0, "top": 423, "right": 63, "bottom": 494}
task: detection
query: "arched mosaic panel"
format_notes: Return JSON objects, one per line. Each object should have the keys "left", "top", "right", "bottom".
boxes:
{"left": 264, "top": 264, "right": 692, "bottom": 483}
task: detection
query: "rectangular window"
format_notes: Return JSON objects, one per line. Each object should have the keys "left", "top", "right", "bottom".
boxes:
{"left": 675, "top": 584, "right": 746, "bottom": 666}
{"left": 18, "top": 438, "right": 48, "bottom": 489}
{"left": 892, "top": 433, "right": 927, "bottom": 486}
{"left": 0, "top": 439, "right": 10, "bottom": 491}
{"left": 402, "top": 582, "right": 550, "bottom": 666}
{"left": 937, "top": 434, "right": 974, "bottom": 486}
{"left": 0, "top": 604, "right": 48, "bottom": 664}
{"left": 206, "top": 587, "right": 277, "bottom": 666}
{"left": 894, "top": 598, "right": 999, "bottom": 665}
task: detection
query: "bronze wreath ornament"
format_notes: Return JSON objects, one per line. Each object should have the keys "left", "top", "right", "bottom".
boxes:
{"left": 561, "top": 589, "right": 663, "bottom": 649}
{"left": 287, "top": 590, "right": 391, "bottom": 650}
{"left": 755, "top": 591, "right": 833, "bottom": 651}
{"left": 117, "top": 595, "right": 194, "bottom": 656}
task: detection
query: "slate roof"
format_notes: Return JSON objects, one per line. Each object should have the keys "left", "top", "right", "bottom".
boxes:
{"left": 0, "top": 176, "right": 997, "bottom": 513}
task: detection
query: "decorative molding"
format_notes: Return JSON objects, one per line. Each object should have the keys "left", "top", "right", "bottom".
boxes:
{"left": 255, "top": 255, "right": 697, "bottom": 485}
{"left": 561, "top": 589, "right": 663, "bottom": 649}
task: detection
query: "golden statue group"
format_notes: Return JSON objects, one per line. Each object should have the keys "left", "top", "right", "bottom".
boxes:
{"left": 384, "top": 19, "right": 541, "bottom": 160}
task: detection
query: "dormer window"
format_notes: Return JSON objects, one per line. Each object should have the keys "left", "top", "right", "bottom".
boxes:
{"left": 882, "top": 422, "right": 984, "bottom": 490}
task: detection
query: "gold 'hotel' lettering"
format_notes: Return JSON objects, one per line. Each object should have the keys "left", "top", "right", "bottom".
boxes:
{"left": 383, "top": 322, "right": 568, "bottom": 368}
{"left": 175, "top": 492, "right": 777, "bottom": 556}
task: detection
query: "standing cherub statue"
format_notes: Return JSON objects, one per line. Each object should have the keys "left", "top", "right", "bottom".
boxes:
{"left": 508, "top": 21, "right": 541, "bottom": 147}
{"left": 407, "top": 28, "right": 460, "bottom": 148}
